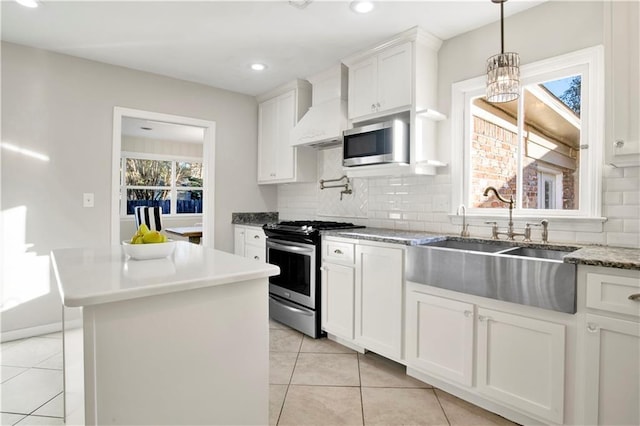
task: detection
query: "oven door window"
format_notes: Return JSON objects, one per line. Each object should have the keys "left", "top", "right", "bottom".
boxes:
{"left": 344, "top": 128, "right": 391, "bottom": 159}
{"left": 268, "top": 247, "right": 312, "bottom": 298}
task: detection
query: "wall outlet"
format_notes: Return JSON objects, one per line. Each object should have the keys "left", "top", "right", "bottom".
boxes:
{"left": 83, "top": 193, "right": 94, "bottom": 208}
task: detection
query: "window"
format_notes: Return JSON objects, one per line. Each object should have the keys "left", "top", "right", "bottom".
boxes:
{"left": 451, "top": 46, "right": 604, "bottom": 219}
{"left": 120, "top": 153, "right": 203, "bottom": 216}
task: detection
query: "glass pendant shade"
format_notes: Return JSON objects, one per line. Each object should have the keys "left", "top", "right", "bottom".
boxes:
{"left": 486, "top": 52, "right": 520, "bottom": 103}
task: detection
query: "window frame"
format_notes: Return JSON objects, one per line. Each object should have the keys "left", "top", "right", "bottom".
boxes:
{"left": 120, "top": 151, "right": 204, "bottom": 218}
{"left": 450, "top": 45, "right": 605, "bottom": 221}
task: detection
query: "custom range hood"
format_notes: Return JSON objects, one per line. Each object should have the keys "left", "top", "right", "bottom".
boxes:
{"left": 291, "top": 64, "right": 348, "bottom": 148}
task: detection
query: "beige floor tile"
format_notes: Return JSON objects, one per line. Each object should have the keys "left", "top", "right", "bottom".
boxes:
{"left": 1, "top": 368, "right": 63, "bottom": 415}
{"left": 270, "top": 352, "right": 298, "bottom": 384}
{"left": 31, "top": 392, "right": 63, "bottom": 418}
{"left": 1, "top": 413, "right": 26, "bottom": 426}
{"left": 0, "top": 338, "right": 62, "bottom": 368}
{"left": 269, "top": 384, "right": 288, "bottom": 426}
{"left": 278, "top": 385, "right": 363, "bottom": 426}
{"left": 300, "top": 336, "right": 355, "bottom": 354}
{"left": 270, "top": 329, "right": 303, "bottom": 353}
{"left": 269, "top": 318, "right": 289, "bottom": 330}
{"left": 291, "top": 353, "right": 360, "bottom": 386}
{"left": 13, "top": 415, "right": 65, "bottom": 425}
{"left": 435, "top": 389, "right": 517, "bottom": 426}
{"left": 362, "top": 387, "right": 448, "bottom": 426}
{"left": 1, "top": 366, "right": 28, "bottom": 384}
{"left": 359, "top": 352, "right": 430, "bottom": 388}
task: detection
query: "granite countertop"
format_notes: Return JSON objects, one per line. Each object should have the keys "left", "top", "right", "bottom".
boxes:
{"left": 323, "top": 227, "right": 640, "bottom": 271}
{"left": 564, "top": 246, "right": 640, "bottom": 271}
{"left": 231, "top": 212, "right": 278, "bottom": 227}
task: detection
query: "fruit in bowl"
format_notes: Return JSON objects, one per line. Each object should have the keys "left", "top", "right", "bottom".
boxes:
{"left": 122, "top": 225, "right": 175, "bottom": 260}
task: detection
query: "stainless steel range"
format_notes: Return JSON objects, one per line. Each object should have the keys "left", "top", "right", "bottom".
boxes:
{"left": 263, "top": 221, "right": 365, "bottom": 338}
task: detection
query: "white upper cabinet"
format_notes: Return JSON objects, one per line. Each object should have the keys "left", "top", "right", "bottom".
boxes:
{"left": 605, "top": 1, "right": 640, "bottom": 167}
{"left": 348, "top": 42, "right": 412, "bottom": 119}
{"left": 342, "top": 27, "right": 446, "bottom": 176}
{"left": 256, "top": 80, "right": 316, "bottom": 184}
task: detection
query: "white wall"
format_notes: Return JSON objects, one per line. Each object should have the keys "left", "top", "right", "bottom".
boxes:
{"left": 278, "top": 1, "right": 639, "bottom": 249}
{"left": 1, "top": 42, "right": 277, "bottom": 335}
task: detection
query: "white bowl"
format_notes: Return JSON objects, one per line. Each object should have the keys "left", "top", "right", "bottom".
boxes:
{"left": 122, "top": 240, "right": 176, "bottom": 260}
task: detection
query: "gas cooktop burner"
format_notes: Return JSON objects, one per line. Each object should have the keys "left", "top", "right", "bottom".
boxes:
{"left": 265, "top": 220, "right": 364, "bottom": 233}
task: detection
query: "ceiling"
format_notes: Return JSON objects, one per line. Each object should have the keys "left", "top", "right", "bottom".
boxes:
{"left": 122, "top": 117, "right": 205, "bottom": 143}
{"left": 1, "top": 0, "right": 545, "bottom": 97}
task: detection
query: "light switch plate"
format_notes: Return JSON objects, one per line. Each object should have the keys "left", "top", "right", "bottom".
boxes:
{"left": 83, "top": 193, "right": 94, "bottom": 208}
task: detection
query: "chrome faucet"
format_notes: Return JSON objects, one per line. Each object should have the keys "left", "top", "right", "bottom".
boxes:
{"left": 457, "top": 204, "right": 470, "bottom": 237}
{"left": 482, "top": 186, "right": 524, "bottom": 240}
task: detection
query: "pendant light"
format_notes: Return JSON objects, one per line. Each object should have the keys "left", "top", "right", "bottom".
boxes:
{"left": 486, "top": 0, "right": 520, "bottom": 103}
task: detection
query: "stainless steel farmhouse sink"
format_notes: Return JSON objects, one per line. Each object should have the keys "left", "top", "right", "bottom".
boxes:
{"left": 406, "top": 240, "right": 578, "bottom": 313}
{"left": 422, "top": 239, "right": 513, "bottom": 253}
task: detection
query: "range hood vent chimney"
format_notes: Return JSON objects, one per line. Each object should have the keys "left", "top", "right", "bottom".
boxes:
{"left": 291, "top": 64, "right": 348, "bottom": 148}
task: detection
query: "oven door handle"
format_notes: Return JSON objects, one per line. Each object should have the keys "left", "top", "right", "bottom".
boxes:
{"left": 267, "top": 240, "right": 314, "bottom": 254}
{"left": 269, "top": 295, "right": 314, "bottom": 316}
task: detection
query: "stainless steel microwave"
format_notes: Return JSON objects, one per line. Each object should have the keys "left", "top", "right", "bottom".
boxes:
{"left": 342, "top": 119, "right": 409, "bottom": 167}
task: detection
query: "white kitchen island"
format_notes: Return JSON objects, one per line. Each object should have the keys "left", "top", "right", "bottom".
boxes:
{"left": 51, "top": 241, "right": 279, "bottom": 425}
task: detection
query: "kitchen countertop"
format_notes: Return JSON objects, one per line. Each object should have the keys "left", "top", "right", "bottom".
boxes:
{"left": 323, "top": 227, "right": 640, "bottom": 270}
{"left": 51, "top": 241, "right": 280, "bottom": 307}
{"left": 232, "top": 211, "right": 278, "bottom": 226}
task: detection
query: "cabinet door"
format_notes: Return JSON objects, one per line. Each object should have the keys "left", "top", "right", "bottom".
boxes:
{"left": 257, "top": 99, "right": 278, "bottom": 181}
{"left": 377, "top": 42, "right": 412, "bottom": 113}
{"left": 355, "top": 244, "right": 403, "bottom": 360}
{"left": 584, "top": 314, "right": 640, "bottom": 426}
{"left": 609, "top": 1, "right": 640, "bottom": 165}
{"left": 245, "top": 244, "right": 265, "bottom": 262}
{"left": 233, "top": 226, "right": 245, "bottom": 256}
{"left": 275, "top": 90, "right": 296, "bottom": 180}
{"left": 321, "top": 262, "right": 356, "bottom": 340}
{"left": 476, "top": 308, "right": 565, "bottom": 424}
{"left": 405, "top": 290, "right": 474, "bottom": 386}
{"left": 348, "top": 56, "right": 377, "bottom": 119}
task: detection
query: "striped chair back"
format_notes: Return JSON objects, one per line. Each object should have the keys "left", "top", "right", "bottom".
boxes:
{"left": 134, "top": 206, "right": 163, "bottom": 232}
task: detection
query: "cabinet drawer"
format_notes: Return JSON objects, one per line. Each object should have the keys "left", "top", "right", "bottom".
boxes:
{"left": 324, "top": 240, "right": 355, "bottom": 264}
{"left": 245, "top": 245, "right": 266, "bottom": 262}
{"left": 245, "top": 227, "right": 266, "bottom": 247}
{"left": 586, "top": 272, "right": 640, "bottom": 318}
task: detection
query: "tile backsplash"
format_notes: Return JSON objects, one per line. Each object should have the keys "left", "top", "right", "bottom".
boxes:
{"left": 278, "top": 147, "right": 640, "bottom": 248}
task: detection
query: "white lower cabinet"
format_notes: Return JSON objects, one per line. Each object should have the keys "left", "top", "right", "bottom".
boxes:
{"left": 355, "top": 243, "right": 404, "bottom": 361}
{"left": 476, "top": 308, "right": 565, "bottom": 424}
{"left": 321, "top": 262, "right": 355, "bottom": 340}
{"left": 405, "top": 292, "right": 474, "bottom": 386}
{"left": 406, "top": 284, "right": 566, "bottom": 424}
{"left": 321, "top": 238, "right": 404, "bottom": 361}
{"left": 579, "top": 265, "right": 640, "bottom": 426}
{"left": 583, "top": 314, "right": 640, "bottom": 426}
{"left": 233, "top": 225, "right": 266, "bottom": 261}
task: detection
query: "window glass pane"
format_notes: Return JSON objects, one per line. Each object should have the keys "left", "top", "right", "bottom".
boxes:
{"left": 126, "top": 189, "right": 170, "bottom": 215}
{"left": 177, "top": 190, "right": 203, "bottom": 214}
{"left": 470, "top": 97, "right": 519, "bottom": 208}
{"left": 125, "top": 159, "right": 171, "bottom": 186}
{"left": 176, "top": 162, "right": 203, "bottom": 187}
{"left": 521, "top": 75, "right": 581, "bottom": 210}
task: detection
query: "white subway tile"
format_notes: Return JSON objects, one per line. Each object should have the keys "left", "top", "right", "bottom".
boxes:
{"left": 604, "top": 205, "right": 640, "bottom": 219}
{"left": 603, "top": 191, "right": 623, "bottom": 205}
{"left": 623, "top": 219, "right": 640, "bottom": 233}
{"left": 606, "top": 232, "right": 640, "bottom": 248}
{"left": 623, "top": 167, "right": 640, "bottom": 178}
{"left": 575, "top": 232, "right": 606, "bottom": 246}
{"left": 623, "top": 191, "right": 640, "bottom": 205}
{"left": 603, "top": 219, "right": 624, "bottom": 232}
{"left": 604, "top": 177, "right": 639, "bottom": 192}
{"left": 603, "top": 165, "right": 624, "bottom": 178}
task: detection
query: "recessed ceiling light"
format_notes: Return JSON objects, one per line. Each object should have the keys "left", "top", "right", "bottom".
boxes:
{"left": 140, "top": 127, "right": 153, "bottom": 131}
{"left": 250, "top": 63, "right": 267, "bottom": 71}
{"left": 350, "top": 1, "right": 374, "bottom": 14}
{"left": 16, "top": 0, "right": 39, "bottom": 8}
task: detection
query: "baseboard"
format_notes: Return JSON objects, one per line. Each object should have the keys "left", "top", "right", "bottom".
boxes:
{"left": 1, "top": 319, "right": 82, "bottom": 343}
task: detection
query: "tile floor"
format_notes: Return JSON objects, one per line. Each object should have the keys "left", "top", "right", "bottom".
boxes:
{"left": 1, "top": 322, "right": 517, "bottom": 426}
